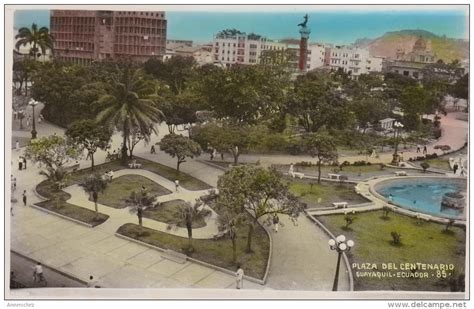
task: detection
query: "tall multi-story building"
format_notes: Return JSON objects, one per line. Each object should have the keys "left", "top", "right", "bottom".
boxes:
{"left": 212, "top": 30, "right": 286, "bottom": 67}
{"left": 50, "top": 10, "right": 167, "bottom": 64}
{"left": 327, "top": 45, "right": 383, "bottom": 77}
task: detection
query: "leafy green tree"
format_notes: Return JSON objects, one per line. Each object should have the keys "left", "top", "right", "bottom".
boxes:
{"left": 216, "top": 211, "right": 246, "bottom": 263}
{"left": 303, "top": 133, "right": 338, "bottom": 183}
{"left": 420, "top": 162, "right": 430, "bottom": 173}
{"left": 191, "top": 123, "right": 251, "bottom": 164}
{"left": 15, "top": 23, "right": 54, "bottom": 60}
{"left": 157, "top": 89, "right": 202, "bottom": 133}
{"left": 288, "top": 71, "right": 352, "bottom": 132}
{"left": 66, "top": 120, "right": 112, "bottom": 170}
{"left": 143, "top": 56, "right": 197, "bottom": 95}
{"left": 451, "top": 74, "right": 468, "bottom": 100}
{"left": 13, "top": 58, "right": 38, "bottom": 95}
{"left": 159, "top": 134, "right": 202, "bottom": 172}
{"left": 197, "top": 64, "right": 290, "bottom": 124}
{"left": 400, "top": 86, "right": 434, "bottom": 130}
{"left": 217, "top": 166, "right": 303, "bottom": 253}
{"left": 351, "top": 97, "right": 389, "bottom": 134}
{"left": 79, "top": 173, "right": 108, "bottom": 218}
{"left": 96, "top": 67, "right": 164, "bottom": 165}
{"left": 176, "top": 201, "right": 212, "bottom": 251}
{"left": 24, "top": 135, "right": 81, "bottom": 187}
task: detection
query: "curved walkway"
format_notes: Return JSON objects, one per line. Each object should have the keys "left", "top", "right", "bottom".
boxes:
{"left": 62, "top": 169, "right": 220, "bottom": 239}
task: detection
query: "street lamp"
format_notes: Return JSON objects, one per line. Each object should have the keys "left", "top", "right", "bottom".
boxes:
{"left": 29, "top": 99, "right": 39, "bottom": 139}
{"left": 391, "top": 121, "right": 404, "bottom": 165}
{"left": 328, "top": 234, "right": 354, "bottom": 291}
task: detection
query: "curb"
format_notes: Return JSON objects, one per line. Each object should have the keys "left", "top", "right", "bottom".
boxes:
{"left": 304, "top": 211, "right": 354, "bottom": 292}
{"left": 30, "top": 204, "right": 95, "bottom": 228}
{"left": 11, "top": 250, "right": 88, "bottom": 286}
{"left": 115, "top": 232, "right": 266, "bottom": 285}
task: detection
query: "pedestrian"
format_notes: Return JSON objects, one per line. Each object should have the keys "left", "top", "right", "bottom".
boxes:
{"left": 33, "top": 262, "right": 44, "bottom": 282}
{"left": 416, "top": 145, "right": 421, "bottom": 153}
{"left": 12, "top": 177, "right": 17, "bottom": 191}
{"left": 13, "top": 110, "right": 17, "bottom": 119}
{"left": 423, "top": 145, "right": 427, "bottom": 154}
{"left": 15, "top": 140, "right": 20, "bottom": 152}
{"left": 18, "top": 158, "right": 23, "bottom": 171}
{"left": 22, "top": 156, "right": 27, "bottom": 170}
{"left": 22, "top": 190, "right": 27, "bottom": 207}
{"left": 453, "top": 163, "right": 459, "bottom": 175}
{"left": 235, "top": 265, "right": 244, "bottom": 289}
{"left": 137, "top": 206, "right": 143, "bottom": 226}
{"left": 87, "top": 275, "right": 98, "bottom": 288}
{"left": 460, "top": 168, "right": 465, "bottom": 176}
{"left": 273, "top": 214, "right": 280, "bottom": 232}
{"left": 175, "top": 180, "right": 180, "bottom": 192}
{"left": 150, "top": 145, "right": 156, "bottom": 154}
{"left": 210, "top": 147, "right": 215, "bottom": 160}
{"left": 109, "top": 170, "right": 114, "bottom": 181}
{"left": 26, "top": 117, "right": 30, "bottom": 128}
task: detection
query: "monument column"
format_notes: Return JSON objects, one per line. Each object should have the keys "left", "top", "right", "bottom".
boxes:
{"left": 298, "top": 14, "right": 311, "bottom": 72}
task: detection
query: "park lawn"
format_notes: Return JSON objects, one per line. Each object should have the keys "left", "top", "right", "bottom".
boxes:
{"left": 274, "top": 163, "right": 385, "bottom": 177}
{"left": 97, "top": 175, "right": 171, "bottom": 209}
{"left": 423, "top": 158, "right": 451, "bottom": 171}
{"left": 65, "top": 156, "right": 212, "bottom": 191}
{"left": 35, "top": 180, "right": 109, "bottom": 226}
{"left": 288, "top": 178, "right": 368, "bottom": 208}
{"left": 318, "top": 211, "right": 466, "bottom": 291}
{"left": 117, "top": 221, "right": 270, "bottom": 280}
{"left": 142, "top": 199, "right": 207, "bottom": 228}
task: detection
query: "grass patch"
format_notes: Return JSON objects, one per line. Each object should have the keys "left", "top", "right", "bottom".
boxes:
{"left": 35, "top": 181, "right": 108, "bottom": 227}
{"left": 97, "top": 175, "right": 171, "bottom": 209}
{"left": 117, "top": 221, "right": 270, "bottom": 279}
{"left": 143, "top": 199, "right": 207, "bottom": 228}
{"left": 288, "top": 178, "right": 368, "bottom": 208}
{"left": 318, "top": 211, "right": 466, "bottom": 291}
{"left": 66, "top": 157, "right": 211, "bottom": 191}
{"left": 422, "top": 159, "right": 451, "bottom": 171}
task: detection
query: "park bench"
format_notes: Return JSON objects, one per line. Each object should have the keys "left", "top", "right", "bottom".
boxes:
{"left": 289, "top": 171, "right": 305, "bottom": 179}
{"left": 128, "top": 162, "right": 142, "bottom": 169}
{"left": 161, "top": 249, "right": 187, "bottom": 264}
{"left": 332, "top": 202, "right": 348, "bottom": 209}
{"left": 328, "top": 173, "right": 341, "bottom": 180}
{"left": 395, "top": 171, "right": 407, "bottom": 176}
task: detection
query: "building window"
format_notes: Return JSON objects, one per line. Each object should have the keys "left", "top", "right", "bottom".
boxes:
{"left": 403, "top": 71, "right": 409, "bottom": 76}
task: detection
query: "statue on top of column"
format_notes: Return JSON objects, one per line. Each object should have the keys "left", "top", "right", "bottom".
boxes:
{"left": 298, "top": 14, "right": 309, "bottom": 29}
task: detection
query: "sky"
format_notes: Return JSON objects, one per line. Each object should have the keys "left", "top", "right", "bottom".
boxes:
{"left": 13, "top": 7, "right": 468, "bottom": 45}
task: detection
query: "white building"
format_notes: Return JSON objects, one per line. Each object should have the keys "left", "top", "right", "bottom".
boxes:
{"left": 328, "top": 45, "right": 383, "bottom": 77}
{"left": 212, "top": 30, "right": 286, "bottom": 67}
{"left": 307, "top": 44, "right": 327, "bottom": 70}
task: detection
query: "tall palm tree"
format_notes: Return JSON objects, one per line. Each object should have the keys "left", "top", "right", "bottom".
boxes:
{"left": 15, "top": 23, "right": 54, "bottom": 61}
{"left": 79, "top": 174, "right": 108, "bottom": 219}
{"left": 96, "top": 67, "right": 164, "bottom": 165}
{"left": 126, "top": 190, "right": 156, "bottom": 227}
{"left": 177, "top": 201, "right": 211, "bottom": 251}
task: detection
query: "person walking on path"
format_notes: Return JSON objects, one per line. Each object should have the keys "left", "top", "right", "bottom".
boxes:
{"left": 453, "top": 163, "right": 459, "bottom": 175}
{"left": 423, "top": 145, "right": 427, "bottom": 154}
{"left": 87, "top": 275, "right": 98, "bottom": 288}
{"left": 12, "top": 176, "right": 17, "bottom": 191}
{"left": 235, "top": 265, "right": 244, "bottom": 289}
{"left": 33, "top": 262, "right": 46, "bottom": 285}
{"left": 175, "top": 180, "right": 180, "bottom": 192}
{"left": 416, "top": 145, "right": 421, "bottom": 153}
{"left": 22, "top": 157, "right": 27, "bottom": 170}
{"left": 273, "top": 214, "right": 280, "bottom": 233}
{"left": 137, "top": 206, "right": 143, "bottom": 226}
{"left": 18, "top": 158, "right": 23, "bottom": 171}
{"left": 15, "top": 140, "right": 20, "bottom": 152}
{"left": 22, "top": 190, "right": 27, "bottom": 207}
{"left": 150, "top": 145, "right": 156, "bottom": 154}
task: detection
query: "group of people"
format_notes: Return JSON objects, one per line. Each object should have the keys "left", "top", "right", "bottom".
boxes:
{"left": 416, "top": 145, "right": 428, "bottom": 154}
{"left": 453, "top": 160, "right": 466, "bottom": 176}
{"left": 17, "top": 155, "right": 27, "bottom": 170}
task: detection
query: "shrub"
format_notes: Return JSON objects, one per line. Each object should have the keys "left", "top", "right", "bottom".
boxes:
{"left": 353, "top": 160, "right": 368, "bottom": 166}
{"left": 420, "top": 162, "right": 430, "bottom": 172}
{"left": 425, "top": 153, "right": 438, "bottom": 160}
{"left": 390, "top": 231, "right": 402, "bottom": 245}
{"left": 343, "top": 215, "right": 355, "bottom": 229}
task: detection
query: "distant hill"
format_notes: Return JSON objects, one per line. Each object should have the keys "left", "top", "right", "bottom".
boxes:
{"left": 356, "top": 30, "right": 469, "bottom": 63}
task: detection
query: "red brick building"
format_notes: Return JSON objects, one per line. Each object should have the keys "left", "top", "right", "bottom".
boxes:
{"left": 50, "top": 10, "right": 167, "bottom": 64}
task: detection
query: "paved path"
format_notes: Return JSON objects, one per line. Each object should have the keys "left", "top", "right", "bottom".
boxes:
{"left": 62, "top": 169, "right": 220, "bottom": 239}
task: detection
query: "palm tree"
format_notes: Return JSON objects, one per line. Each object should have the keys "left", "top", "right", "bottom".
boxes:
{"left": 15, "top": 23, "right": 54, "bottom": 61}
{"left": 96, "top": 67, "right": 164, "bottom": 165}
{"left": 126, "top": 190, "right": 156, "bottom": 226}
{"left": 79, "top": 174, "right": 108, "bottom": 219}
{"left": 177, "top": 201, "right": 211, "bottom": 251}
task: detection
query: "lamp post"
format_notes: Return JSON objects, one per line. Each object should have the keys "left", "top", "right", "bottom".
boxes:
{"left": 391, "top": 121, "right": 404, "bottom": 165}
{"left": 29, "top": 99, "right": 39, "bottom": 139}
{"left": 328, "top": 234, "right": 354, "bottom": 291}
